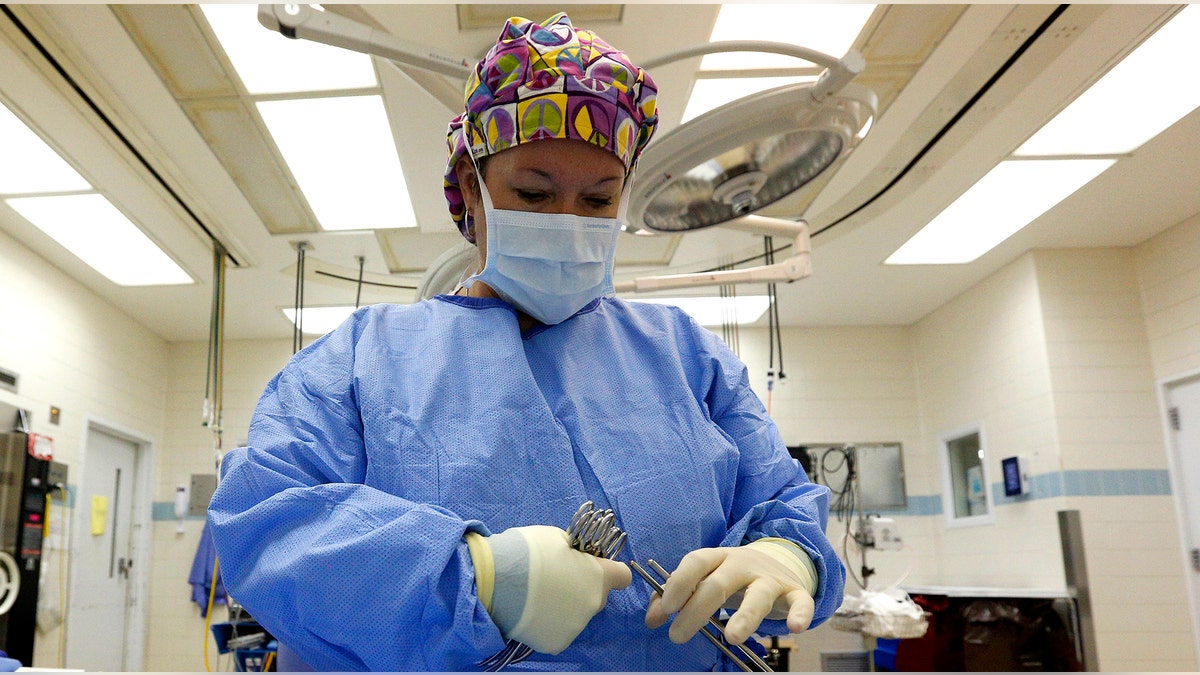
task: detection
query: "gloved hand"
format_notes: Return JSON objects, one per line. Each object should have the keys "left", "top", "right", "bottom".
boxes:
{"left": 465, "top": 525, "right": 632, "bottom": 654}
{"left": 644, "top": 538, "right": 817, "bottom": 645}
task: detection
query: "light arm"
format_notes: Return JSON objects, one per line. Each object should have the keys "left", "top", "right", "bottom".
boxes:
{"left": 257, "top": 4, "right": 474, "bottom": 79}
{"left": 615, "top": 217, "right": 811, "bottom": 293}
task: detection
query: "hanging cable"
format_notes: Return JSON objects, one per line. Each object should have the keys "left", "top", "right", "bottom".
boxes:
{"left": 764, "top": 237, "right": 776, "bottom": 376}
{"left": 293, "top": 242, "right": 308, "bottom": 354}
{"left": 354, "top": 255, "right": 366, "bottom": 309}
{"left": 204, "top": 243, "right": 227, "bottom": 470}
{"left": 717, "top": 259, "right": 740, "bottom": 356}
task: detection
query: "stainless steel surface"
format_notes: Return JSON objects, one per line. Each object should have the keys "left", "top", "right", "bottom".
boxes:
{"left": 1058, "top": 509, "right": 1099, "bottom": 671}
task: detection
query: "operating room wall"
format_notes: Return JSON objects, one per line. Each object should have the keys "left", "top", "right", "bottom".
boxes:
{"left": 145, "top": 337, "right": 292, "bottom": 671}
{"left": 733, "top": 324, "right": 924, "bottom": 668}
{"left": 1134, "top": 212, "right": 1200, "bottom": 380}
{"left": 4, "top": 220, "right": 1188, "bottom": 670}
{"left": 0, "top": 227, "right": 171, "bottom": 669}
{"left": 736, "top": 245, "right": 1196, "bottom": 671}
{"left": 1034, "top": 247, "right": 1192, "bottom": 671}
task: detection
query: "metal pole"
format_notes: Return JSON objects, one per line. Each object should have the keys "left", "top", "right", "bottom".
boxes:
{"left": 1058, "top": 509, "right": 1099, "bottom": 671}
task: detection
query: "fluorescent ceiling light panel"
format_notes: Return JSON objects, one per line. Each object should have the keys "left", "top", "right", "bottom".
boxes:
{"left": 682, "top": 76, "right": 815, "bottom": 123}
{"left": 6, "top": 194, "right": 192, "bottom": 285}
{"left": 201, "top": 4, "right": 376, "bottom": 94}
{"left": 703, "top": 4, "right": 875, "bottom": 71}
{"left": 257, "top": 95, "right": 416, "bottom": 231}
{"left": 0, "top": 103, "right": 91, "bottom": 194}
{"left": 636, "top": 296, "right": 771, "bottom": 326}
{"left": 886, "top": 159, "right": 1115, "bottom": 265}
{"left": 282, "top": 306, "right": 358, "bottom": 335}
{"left": 1016, "top": 5, "right": 1200, "bottom": 156}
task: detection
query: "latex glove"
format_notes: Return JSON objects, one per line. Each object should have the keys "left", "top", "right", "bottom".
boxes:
{"left": 465, "top": 525, "right": 631, "bottom": 654}
{"left": 644, "top": 538, "right": 817, "bottom": 645}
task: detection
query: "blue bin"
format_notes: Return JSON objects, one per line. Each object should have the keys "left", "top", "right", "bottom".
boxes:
{"left": 874, "top": 637, "right": 900, "bottom": 671}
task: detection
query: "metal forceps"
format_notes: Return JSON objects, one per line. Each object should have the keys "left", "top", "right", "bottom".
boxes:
{"left": 629, "top": 559, "right": 774, "bottom": 672}
{"left": 478, "top": 501, "right": 628, "bottom": 671}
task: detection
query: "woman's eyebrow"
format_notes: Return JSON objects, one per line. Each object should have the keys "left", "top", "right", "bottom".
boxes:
{"left": 516, "top": 168, "right": 623, "bottom": 187}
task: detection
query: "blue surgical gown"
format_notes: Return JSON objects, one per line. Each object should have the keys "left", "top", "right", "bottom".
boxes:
{"left": 208, "top": 295, "right": 844, "bottom": 671}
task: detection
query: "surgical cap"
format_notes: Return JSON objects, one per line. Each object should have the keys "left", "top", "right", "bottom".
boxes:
{"left": 444, "top": 12, "right": 659, "bottom": 242}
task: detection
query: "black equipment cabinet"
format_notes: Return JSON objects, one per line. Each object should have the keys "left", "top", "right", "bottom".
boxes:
{"left": 0, "top": 431, "right": 51, "bottom": 666}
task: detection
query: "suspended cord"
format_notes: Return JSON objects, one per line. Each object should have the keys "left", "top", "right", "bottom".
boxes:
{"left": 718, "top": 259, "right": 739, "bottom": 355}
{"left": 204, "top": 244, "right": 227, "bottom": 445}
{"left": 772, "top": 271, "right": 785, "bottom": 381}
{"left": 314, "top": 269, "right": 415, "bottom": 290}
{"left": 354, "top": 255, "right": 365, "bottom": 309}
{"left": 764, "top": 237, "right": 775, "bottom": 375}
{"left": 293, "top": 243, "right": 308, "bottom": 354}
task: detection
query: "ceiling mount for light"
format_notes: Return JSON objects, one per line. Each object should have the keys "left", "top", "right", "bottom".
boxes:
{"left": 256, "top": 5, "right": 878, "bottom": 293}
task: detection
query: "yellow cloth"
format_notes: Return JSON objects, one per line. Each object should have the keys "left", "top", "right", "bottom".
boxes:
{"left": 746, "top": 537, "right": 818, "bottom": 596}
{"left": 464, "top": 531, "right": 494, "bottom": 612}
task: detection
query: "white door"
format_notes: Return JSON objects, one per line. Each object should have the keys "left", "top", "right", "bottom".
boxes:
{"left": 66, "top": 427, "right": 137, "bottom": 671}
{"left": 1166, "top": 375, "right": 1200, "bottom": 651}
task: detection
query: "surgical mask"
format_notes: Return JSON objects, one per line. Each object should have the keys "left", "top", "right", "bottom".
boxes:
{"left": 461, "top": 169, "right": 627, "bottom": 325}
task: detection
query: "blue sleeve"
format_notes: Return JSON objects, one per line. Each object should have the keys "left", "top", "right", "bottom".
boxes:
{"left": 206, "top": 311, "right": 503, "bottom": 671}
{"left": 687, "top": 320, "right": 846, "bottom": 629}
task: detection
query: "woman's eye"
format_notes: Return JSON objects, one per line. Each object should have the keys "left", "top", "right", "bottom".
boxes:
{"left": 585, "top": 196, "right": 615, "bottom": 208}
{"left": 515, "top": 189, "right": 548, "bottom": 203}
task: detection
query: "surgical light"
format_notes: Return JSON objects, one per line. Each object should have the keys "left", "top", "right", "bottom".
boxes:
{"left": 1015, "top": 5, "right": 1200, "bottom": 156}
{"left": 259, "top": 5, "right": 877, "bottom": 293}
{"left": 6, "top": 194, "right": 193, "bottom": 286}
{"left": 257, "top": 95, "right": 416, "bottom": 231}
{"left": 885, "top": 159, "right": 1115, "bottom": 265}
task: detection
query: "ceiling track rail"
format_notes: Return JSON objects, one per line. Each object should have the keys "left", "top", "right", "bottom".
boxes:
{"left": 813, "top": 4, "right": 1071, "bottom": 239}
{"left": 0, "top": 4, "right": 242, "bottom": 267}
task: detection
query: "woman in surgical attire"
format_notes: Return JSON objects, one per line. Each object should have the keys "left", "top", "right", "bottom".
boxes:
{"left": 208, "top": 13, "right": 844, "bottom": 671}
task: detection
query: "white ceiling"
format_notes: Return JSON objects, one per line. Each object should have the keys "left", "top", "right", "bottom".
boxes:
{"left": 1, "top": 4, "right": 1196, "bottom": 342}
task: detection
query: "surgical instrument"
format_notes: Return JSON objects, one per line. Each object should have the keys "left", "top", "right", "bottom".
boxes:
{"left": 630, "top": 559, "right": 774, "bottom": 672}
{"left": 478, "top": 501, "right": 627, "bottom": 671}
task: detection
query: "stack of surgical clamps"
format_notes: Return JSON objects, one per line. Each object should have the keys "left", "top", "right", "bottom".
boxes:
{"left": 629, "top": 560, "right": 774, "bottom": 672}
{"left": 478, "top": 501, "right": 628, "bottom": 671}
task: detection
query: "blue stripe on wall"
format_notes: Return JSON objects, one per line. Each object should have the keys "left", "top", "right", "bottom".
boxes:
{"left": 142, "top": 469, "right": 1172, "bottom": 521}
{"left": 152, "top": 502, "right": 209, "bottom": 521}
{"left": 862, "top": 469, "right": 1170, "bottom": 518}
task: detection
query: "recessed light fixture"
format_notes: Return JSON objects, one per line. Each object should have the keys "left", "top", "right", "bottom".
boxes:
{"left": 682, "top": 5, "right": 873, "bottom": 126}
{"left": 885, "top": 159, "right": 1115, "bottom": 265}
{"left": 1016, "top": 5, "right": 1200, "bottom": 156}
{"left": 682, "top": 76, "right": 816, "bottom": 124}
{"left": 635, "top": 296, "right": 772, "bottom": 326}
{"left": 257, "top": 95, "right": 417, "bottom": 231}
{"left": 703, "top": 4, "right": 875, "bottom": 71}
{"left": 0, "top": 103, "right": 91, "bottom": 194}
{"left": 7, "top": 194, "right": 193, "bottom": 285}
{"left": 200, "top": 3, "right": 377, "bottom": 95}
{"left": 282, "top": 305, "right": 359, "bottom": 334}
